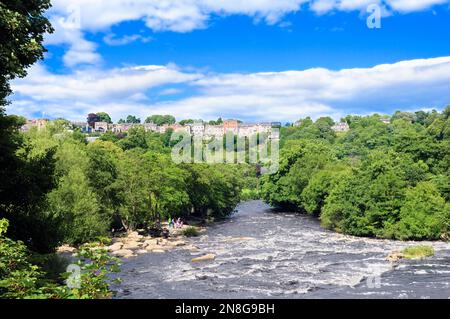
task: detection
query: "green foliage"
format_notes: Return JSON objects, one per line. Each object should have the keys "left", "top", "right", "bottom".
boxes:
{"left": 117, "top": 126, "right": 148, "bottom": 150}
{"left": 183, "top": 226, "right": 199, "bottom": 237}
{"left": 392, "top": 182, "right": 447, "bottom": 240}
{"left": 401, "top": 245, "right": 435, "bottom": 260}
{"left": 183, "top": 164, "right": 242, "bottom": 220}
{"left": 115, "top": 150, "right": 190, "bottom": 230}
{"left": 1, "top": 118, "right": 59, "bottom": 253}
{"left": 96, "top": 112, "right": 112, "bottom": 124}
{"left": 63, "top": 244, "right": 121, "bottom": 299}
{"left": 145, "top": 114, "right": 176, "bottom": 125}
{"left": 0, "top": 220, "right": 120, "bottom": 299}
{"left": 301, "top": 163, "right": 351, "bottom": 216}
{"left": 263, "top": 108, "right": 450, "bottom": 240}
{"left": 0, "top": 0, "right": 53, "bottom": 106}
{"left": 46, "top": 140, "right": 109, "bottom": 245}
{"left": 119, "top": 115, "right": 141, "bottom": 124}
{"left": 261, "top": 140, "right": 335, "bottom": 211}
{"left": 241, "top": 188, "right": 261, "bottom": 201}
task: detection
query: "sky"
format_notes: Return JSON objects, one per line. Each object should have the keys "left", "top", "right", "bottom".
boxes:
{"left": 7, "top": 0, "right": 450, "bottom": 123}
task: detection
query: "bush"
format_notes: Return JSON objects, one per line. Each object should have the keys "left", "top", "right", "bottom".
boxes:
{"left": 402, "top": 245, "right": 435, "bottom": 260}
{"left": 0, "top": 218, "right": 121, "bottom": 299}
{"left": 183, "top": 226, "right": 199, "bottom": 237}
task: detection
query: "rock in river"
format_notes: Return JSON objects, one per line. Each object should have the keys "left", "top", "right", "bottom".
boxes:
{"left": 112, "top": 249, "right": 135, "bottom": 258}
{"left": 191, "top": 254, "right": 216, "bottom": 263}
{"left": 108, "top": 242, "right": 123, "bottom": 252}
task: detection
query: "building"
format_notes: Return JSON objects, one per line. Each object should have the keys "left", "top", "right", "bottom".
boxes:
{"left": 237, "top": 124, "right": 258, "bottom": 137}
{"left": 190, "top": 122, "right": 205, "bottom": 137}
{"left": 170, "top": 124, "right": 191, "bottom": 134}
{"left": 144, "top": 122, "right": 158, "bottom": 132}
{"left": 205, "top": 124, "right": 224, "bottom": 137}
{"left": 257, "top": 123, "right": 272, "bottom": 134}
{"left": 94, "top": 122, "right": 108, "bottom": 133}
{"left": 380, "top": 118, "right": 391, "bottom": 124}
{"left": 223, "top": 120, "right": 239, "bottom": 135}
{"left": 21, "top": 119, "right": 48, "bottom": 132}
{"left": 331, "top": 122, "right": 350, "bottom": 132}
{"left": 113, "top": 123, "right": 134, "bottom": 133}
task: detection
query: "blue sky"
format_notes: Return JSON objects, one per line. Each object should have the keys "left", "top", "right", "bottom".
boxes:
{"left": 8, "top": 0, "right": 450, "bottom": 123}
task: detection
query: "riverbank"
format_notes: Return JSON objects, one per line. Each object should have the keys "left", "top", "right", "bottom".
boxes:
{"left": 57, "top": 222, "right": 210, "bottom": 260}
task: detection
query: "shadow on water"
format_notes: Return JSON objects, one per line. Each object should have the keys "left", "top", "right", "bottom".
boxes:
{"left": 114, "top": 201, "right": 450, "bottom": 299}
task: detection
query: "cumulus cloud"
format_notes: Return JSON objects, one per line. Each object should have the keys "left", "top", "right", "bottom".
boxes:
{"left": 45, "top": 0, "right": 450, "bottom": 67}
{"left": 8, "top": 57, "right": 450, "bottom": 123}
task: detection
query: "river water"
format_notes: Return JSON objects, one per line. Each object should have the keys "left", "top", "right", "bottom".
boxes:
{"left": 115, "top": 201, "right": 450, "bottom": 299}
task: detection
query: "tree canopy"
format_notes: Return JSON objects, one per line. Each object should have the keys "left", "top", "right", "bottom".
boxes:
{"left": 145, "top": 114, "right": 176, "bottom": 125}
{"left": 263, "top": 109, "right": 450, "bottom": 240}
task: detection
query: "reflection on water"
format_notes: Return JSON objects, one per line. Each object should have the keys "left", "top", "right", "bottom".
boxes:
{"left": 115, "top": 201, "right": 450, "bottom": 299}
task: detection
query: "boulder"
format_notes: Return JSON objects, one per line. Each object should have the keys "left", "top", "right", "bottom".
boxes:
{"left": 126, "top": 231, "right": 143, "bottom": 240}
{"left": 136, "top": 249, "right": 148, "bottom": 255}
{"left": 107, "top": 242, "right": 123, "bottom": 252}
{"left": 152, "top": 249, "right": 166, "bottom": 253}
{"left": 123, "top": 241, "right": 141, "bottom": 250}
{"left": 143, "top": 239, "right": 159, "bottom": 247}
{"left": 57, "top": 245, "right": 77, "bottom": 254}
{"left": 191, "top": 254, "right": 216, "bottom": 263}
{"left": 169, "top": 240, "right": 186, "bottom": 247}
{"left": 145, "top": 244, "right": 160, "bottom": 252}
{"left": 111, "top": 249, "right": 135, "bottom": 258}
{"left": 386, "top": 251, "right": 404, "bottom": 262}
{"left": 224, "top": 237, "right": 254, "bottom": 243}
{"left": 184, "top": 245, "right": 200, "bottom": 252}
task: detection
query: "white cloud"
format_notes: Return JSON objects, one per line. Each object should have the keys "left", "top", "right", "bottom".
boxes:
{"left": 103, "top": 33, "right": 153, "bottom": 46}
{"left": 388, "top": 0, "right": 449, "bottom": 12}
{"left": 8, "top": 57, "right": 450, "bottom": 123}
{"left": 11, "top": 64, "right": 200, "bottom": 102}
{"left": 45, "top": 18, "right": 102, "bottom": 67}
{"left": 45, "top": 0, "right": 450, "bottom": 68}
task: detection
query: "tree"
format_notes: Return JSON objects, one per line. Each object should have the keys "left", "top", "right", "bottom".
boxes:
{"left": 86, "top": 141, "right": 122, "bottom": 221}
{"left": 208, "top": 118, "right": 223, "bottom": 125}
{"left": 145, "top": 114, "right": 176, "bottom": 126}
{"left": 179, "top": 119, "right": 195, "bottom": 126}
{"left": 118, "top": 126, "right": 148, "bottom": 150}
{"left": 0, "top": 118, "right": 59, "bottom": 253}
{"left": 126, "top": 115, "right": 141, "bottom": 124}
{"left": 96, "top": 112, "right": 112, "bottom": 124}
{"left": 261, "top": 140, "right": 335, "bottom": 211}
{"left": 46, "top": 140, "right": 109, "bottom": 245}
{"left": 0, "top": 0, "right": 53, "bottom": 106}
{"left": 87, "top": 113, "right": 99, "bottom": 127}
{"left": 393, "top": 182, "right": 447, "bottom": 240}
{"left": 301, "top": 163, "right": 350, "bottom": 216}
{"left": 0, "top": 1, "right": 54, "bottom": 252}
{"left": 115, "top": 151, "right": 189, "bottom": 230}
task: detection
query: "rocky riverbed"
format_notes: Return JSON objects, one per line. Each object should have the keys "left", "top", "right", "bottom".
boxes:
{"left": 111, "top": 201, "right": 449, "bottom": 298}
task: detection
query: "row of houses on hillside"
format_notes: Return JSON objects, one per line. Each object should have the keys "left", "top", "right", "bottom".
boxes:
{"left": 71, "top": 119, "right": 280, "bottom": 139}
{"left": 20, "top": 119, "right": 49, "bottom": 132}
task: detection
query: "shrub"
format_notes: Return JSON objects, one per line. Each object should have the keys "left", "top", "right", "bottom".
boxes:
{"left": 183, "top": 226, "right": 199, "bottom": 237}
{"left": 402, "top": 245, "right": 435, "bottom": 260}
{"left": 0, "top": 219, "right": 121, "bottom": 299}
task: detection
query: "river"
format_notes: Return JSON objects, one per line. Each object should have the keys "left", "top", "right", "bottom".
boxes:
{"left": 115, "top": 200, "right": 450, "bottom": 299}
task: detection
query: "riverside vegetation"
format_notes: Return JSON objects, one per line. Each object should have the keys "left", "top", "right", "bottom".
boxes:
{"left": 262, "top": 110, "right": 450, "bottom": 241}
